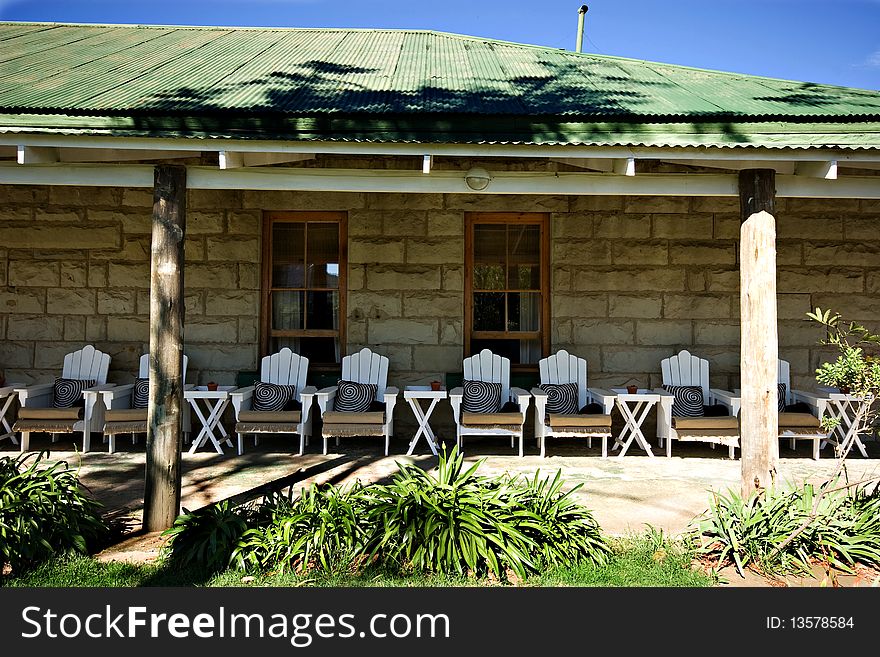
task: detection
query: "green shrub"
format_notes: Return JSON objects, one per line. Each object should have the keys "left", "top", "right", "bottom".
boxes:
{"left": 164, "top": 447, "right": 610, "bottom": 582}
{"left": 692, "top": 480, "right": 880, "bottom": 577}
{"left": 161, "top": 500, "right": 248, "bottom": 573}
{"left": 0, "top": 451, "right": 107, "bottom": 573}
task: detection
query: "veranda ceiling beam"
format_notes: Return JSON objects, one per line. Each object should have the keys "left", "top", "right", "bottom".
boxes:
{"left": 218, "top": 151, "right": 316, "bottom": 169}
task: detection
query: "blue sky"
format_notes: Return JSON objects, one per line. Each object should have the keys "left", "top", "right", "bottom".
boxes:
{"left": 1, "top": 0, "right": 878, "bottom": 90}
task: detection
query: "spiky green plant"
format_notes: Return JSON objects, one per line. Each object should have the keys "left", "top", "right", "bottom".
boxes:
{"left": 0, "top": 451, "right": 107, "bottom": 573}
{"left": 161, "top": 500, "right": 248, "bottom": 572}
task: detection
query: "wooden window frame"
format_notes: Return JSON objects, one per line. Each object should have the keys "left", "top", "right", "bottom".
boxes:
{"left": 261, "top": 211, "right": 348, "bottom": 370}
{"left": 464, "top": 212, "right": 551, "bottom": 370}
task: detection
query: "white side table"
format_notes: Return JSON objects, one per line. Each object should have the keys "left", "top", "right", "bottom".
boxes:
{"left": 185, "top": 385, "right": 236, "bottom": 454}
{"left": 610, "top": 388, "right": 659, "bottom": 457}
{"left": 403, "top": 386, "right": 446, "bottom": 456}
{"left": 816, "top": 387, "right": 871, "bottom": 457}
{"left": 0, "top": 383, "right": 23, "bottom": 445}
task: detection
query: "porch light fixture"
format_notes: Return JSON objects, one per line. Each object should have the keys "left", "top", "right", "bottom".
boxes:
{"left": 464, "top": 167, "right": 492, "bottom": 191}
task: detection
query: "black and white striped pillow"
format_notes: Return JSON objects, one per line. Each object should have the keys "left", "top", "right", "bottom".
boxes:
{"left": 133, "top": 378, "right": 149, "bottom": 409}
{"left": 539, "top": 382, "right": 579, "bottom": 415}
{"left": 778, "top": 383, "right": 787, "bottom": 412}
{"left": 52, "top": 377, "right": 95, "bottom": 408}
{"left": 462, "top": 379, "right": 502, "bottom": 413}
{"left": 253, "top": 381, "right": 297, "bottom": 412}
{"left": 663, "top": 384, "right": 704, "bottom": 417}
{"left": 334, "top": 380, "right": 377, "bottom": 413}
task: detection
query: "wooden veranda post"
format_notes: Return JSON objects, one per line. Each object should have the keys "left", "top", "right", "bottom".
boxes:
{"left": 739, "top": 168, "right": 778, "bottom": 497}
{"left": 143, "top": 165, "right": 187, "bottom": 531}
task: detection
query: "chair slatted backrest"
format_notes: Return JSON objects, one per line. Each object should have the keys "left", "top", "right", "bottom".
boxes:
{"left": 539, "top": 349, "right": 588, "bottom": 409}
{"left": 341, "top": 347, "right": 388, "bottom": 397}
{"left": 778, "top": 359, "right": 792, "bottom": 405}
{"left": 661, "top": 349, "right": 710, "bottom": 401}
{"left": 260, "top": 348, "right": 309, "bottom": 401}
{"left": 463, "top": 349, "right": 510, "bottom": 401}
{"left": 61, "top": 345, "right": 110, "bottom": 384}
{"left": 138, "top": 354, "right": 189, "bottom": 382}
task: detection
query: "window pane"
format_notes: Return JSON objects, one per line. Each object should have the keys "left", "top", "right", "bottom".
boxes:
{"left": 470, "top": 338, "right": 541, "bottom": 365}
{"left": 507, "top": 264, "right": 540, "bottom": 290}
{"left": 307, "top": 223, "right": 340, "bottom": 288}
{"left": 306, "top": 291, "right": 339, "bottom": 330}
{"left": 272, "top": 223, "right": 305, "bottom": 287}
{"left": 507, "top": 292, "right": 540, "bottom": 331}
{"left": 473, "top": 292, "right": 505, "bottom": 331}
{"left": 272, "top": 336, "right": 340, "bottom": 364}
{"left": 474, "top": 264, "right": 505, "bottom": 290}
{"left": 272, "top": 291, "right": 304, "bottom": 330}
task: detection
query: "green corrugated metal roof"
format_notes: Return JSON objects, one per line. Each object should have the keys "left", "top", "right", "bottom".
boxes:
{"left": 0, "top": 21, "right": 879, "bottom": 149}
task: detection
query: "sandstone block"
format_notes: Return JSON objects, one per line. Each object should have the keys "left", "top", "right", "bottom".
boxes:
{"left": 635, "top": 320, "right": 692, "bottom": 345}
{"left": 8, "top": 261, "right": 60, "bottom": 287}
{"left": 85, "top": 316, "right": 107, "bottom": 341}
{"left": 552, "top": 267, "right": 573, "bottom": 292}
{"left": 608, "top": 294, "right": 662, "bottom": 318}
{"left": 804, "top": 242, "right": 880, "bottom": 267}
{"left": 108, "top": 263, "right": 149, "bottom": 288}
{"left": 440, "top": 320, "right": 462, "bottom": 345}
{"left": 205, "top": 291, "right": 258, "bottom": 316}
{"left": 693, "top": 321, "right": 740, "bottom": 346}
{"left": 407, "top": 238, "right": 463, "bottom": 265}
{"left": 569, "top": 196, "right": 623, "bottom": 212}
{"left": 554, "top": 293, "right": 607, "bottom": 318}
{"left": 242, "top": 190, "right": 363, "bottom": 210}
{"left": 573, "top": 319, "right": 634, "bottom": 345}
{"left": 348, "top": 265, "right": 366, "bottom": 290}
{"left": 107, "top": 317, "right": 149, "bottom": 342}
{"left": 368, "top": 193, "right": 443, "bottom": 210}
{"left": 347, "top": 210, "right": 384, "bottom": 237}
{"left": 553, "top": 240, "right": 612, "bottom": 265}
{"left": 60, "top": 262, "right": 87, "bottom": 287}
{"left": 602, "top": 346, "right": 674, "bottom": 373}
{"left": 186, "top": 318, "right": 238, "bottom": 343}
{"left": 206, "top": 237, "right": 260, "bottom": 263}
{"left": 238, "top": 317, "right": 258, "bottom": 343}
{"left": 238, "top": 263, "right": 260, "bottom": 290}
{"left": 692, "top": 197, "right": 740, "bottom": 213}
{"left": 120, "top": 188, "right": 153, "bottom": 208}
{"left": 573, "top": 267, "right": 686, "bottom": 292}
{"left": 0, "top": 341, "right": 33, "bottom": 368}
{"left": 185, "top": 263, "right": 238, "bottom": 289}
{"left": 47, "top": 289, "right": 95, "bottom": 315}
{"left": 777, "top": 215, "right": 842, "bottom": 240}
{"left": 0, "top": 186, "right": 46, "bottom": 204}
{"left": 368, "top": 318, "right": 438, "bottom": 345}
{"left": 625, "top": 196, "right": 690, "bottom": 214}
{"left": 349, "top": 291, "right": 403, "bottom": 320}
{"left": 64, "top": 316, "right": 86, "bottom": 341}
{"left": 444, "top": 194, "right": 567, "bottom": 212}
{"left": 350, "top": 238, "right": 405, "bottom": 264}
{"left": 187, "top": 211, "right": 225, "bottom": 235}
{"left": 226, "top": 211, "right": 262, "bottom": 235}
{"left": 402, "top": 292, "right": 462, "bottom": 318}
{"left": 612, "top": 241, "right": 668, "bottom": 265}
{"left": 411, "top": 345, "right": 463, "bottom": 372}
{"left": 97, "top": 290, "right": 136, "bottom": 315}
{"left": 669, "top": 243, "right": 736, "bottom": 266}
{"left": 34, "top": 208, "right": 83, "bottom": 223}
{"left": 48, "top": 186, "right": 119, "bottom": 207}
{"left": 811, "top": 294, "right": 880, "bottom": 321}
{"left": 189, "top": 189, "right": 241, "bottom": 210}
{"left": 652, "top": 213, "right": 713, "bottom": 239}
{"left": 594, "top": 214, "right": 651, "bottom": 238}
{"left": 6, "top": 315, "right": 64, "bottom": 341}
{"left": 663, "top": 294, "right": 731, "bottom": 319}
{"left": 551, "top": 212, "right": 593, "bottom": 239}
{"left": 442, "top": 266, "right": 464, "bottom": 291}
{"left": 183, "top": 344, "right": 258, "bottom": 372}
{"left": 89, "top": 237, "right": 149, "bottom": 261}
{"left": 367, "top": 265, "right": 441, "bottom": 290}
{"left": 777, "top": 294, "right": 813, "bottom": 320}
{"left": 777, "top": 268, "right": 863, "bottom": 293}
{"left": 0, "top": 225, "right": 119, "bottom": 250}
{"left": 426, "top": 212, "right": 464, "bottom": 236}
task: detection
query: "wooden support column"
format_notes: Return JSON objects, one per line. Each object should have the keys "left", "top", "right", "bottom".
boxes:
{"left": 739, "top": 168, "right": 778, "bottom": 498}
{"left": 143, "top": 165, "right": 187, "bottom": 532}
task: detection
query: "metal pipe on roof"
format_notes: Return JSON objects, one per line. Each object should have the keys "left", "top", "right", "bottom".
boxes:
{"left": 575, "top": 5, "right": 589, "bottom": 53}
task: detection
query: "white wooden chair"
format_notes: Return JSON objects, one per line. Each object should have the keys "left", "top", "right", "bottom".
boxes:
{"left": 655, "top": 349, "right": 740, "bottom": 458}
{"left": 98, "top": 354, "right": 192, "bottom": 453}
{"left": 713, "top": 359, "right": 832, "bottom": 460}
{"left": 315, "top": 347, "right": 399, "bottom": 455}
{"left": 230, "top": 348, "right": 317, "bottom": 456}
{"left": 449, "top": 349, "right": 531, "bottom": 456}
{"left": 12, "top": 345, "right": 113, "bottom": 453}
{"left": 531, "top": 349, "right": 615, "bottom": 457}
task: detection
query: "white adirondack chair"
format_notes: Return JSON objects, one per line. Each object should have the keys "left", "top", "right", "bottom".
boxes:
{"left": 655, "top": 349, "right": 739, "bottom": 458}
{"left": 230, "top": 348, "right": 317, "bottom": 456}
{"left": 449, "top": 349, "right": 531, "bottom": 456}
{"left": 531, "top": 349, "right": 615, "bottom": 457}
{"left": 713, "top": 359, "right": 833, "bottom": 460}
{"left": 315, "top": 347, "right": 399, "bottom": 455}
{"left": 12, "top": 345, "right": 113, "bottom": 453}
{"left": 98, "top": 354, "right": 192, "bottom": 453}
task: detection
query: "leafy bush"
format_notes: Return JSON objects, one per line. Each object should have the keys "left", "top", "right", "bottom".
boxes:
{"left": 0, "top": 451, "right": 107, "bottom": 573}
{"left": 692, "top": 480, "right": 880, "bottom": 577}
{"left": 162, "top": 447, "right": 610, "bottom": 582}
{"left": 161, "top": 500, "right": 248, "bottom": 573}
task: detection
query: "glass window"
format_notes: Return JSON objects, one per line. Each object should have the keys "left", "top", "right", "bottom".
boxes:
{"left": 466, "top": 215, "right": 549, "bottom": 367}
{"left": 263, "top": 213, "right": 345, "bottom": 366}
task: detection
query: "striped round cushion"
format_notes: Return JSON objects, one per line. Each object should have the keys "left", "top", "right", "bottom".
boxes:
{"left": 253, "top": 381, "right": 297, "bottom": 412}
{"left": 663, "top": 384, "right": 704, "bottom": 417}
{"left": 334, "top": 380, "right": 377, "bottom": 413}
{"left": 539, "top": 382, "right": 579, "bottom": 415}
{"left": 777, "top": 383, "right": 787, "bottom": 412}
{"left": 52, "top": 377, "right": 95, "bottom": 408}
{"left": 133, "top": 378, "right": 150, "bottom": 409}
{"left": 462, "top": 380, "right": 502, "bottom": 413}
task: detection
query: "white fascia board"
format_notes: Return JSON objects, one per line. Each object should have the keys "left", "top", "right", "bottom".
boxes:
{"left": 1, "top": 163, "right": 878, "bottom": 198}
{"left": 2, "top": 132, "right": 880, "bottom": 164}
{"left": 794, "top": 160, "right": 838, "bottom": 180}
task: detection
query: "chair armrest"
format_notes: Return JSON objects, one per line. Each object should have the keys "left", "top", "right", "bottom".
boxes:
{"left": 448, "top": 387, "right": 464, "bottom": 423}
{"left": 383, "top": 387, "right": 399, "bottom": 417}
{"left": 384, "top": 386, "right": 400, "bottom": 400}
{"left": 15, "top": 383, "right": 55, "bottom": 407}
{"left": 530, "top": 387, "right": 548, "bottom": 420}
{"left": 230, "top": 385, "right": 255, "bottom": 415}
{"left": 709, "top": 388, "right": 741, "bottom": 416}
{"left": 587, "top": 387, "right": 616, "bottom": 414}
{"left": 510, "top": 387, "right": 531, "bottom": 419}
{"left": 298, "top": 386, "right": 318, "bottom": 424}
{"left": 316, "top": 386, "right": 338, "bottom": 415}
{"left": 98, "top": 383, "right": 134, "bottom": 409}
{"left": 790, "top": 389, "right": 829, "bottom": 416}
{"left": 652, "top": 388, "right": 675, "bottom": 411}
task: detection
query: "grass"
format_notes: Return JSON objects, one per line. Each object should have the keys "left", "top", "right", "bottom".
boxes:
{"left": 1, "top": 532, "right": 714, "bottom": 588}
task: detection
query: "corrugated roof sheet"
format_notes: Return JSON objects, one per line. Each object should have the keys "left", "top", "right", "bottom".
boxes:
{"left": 0, "top": 22, "right": 878, "bottom": 148}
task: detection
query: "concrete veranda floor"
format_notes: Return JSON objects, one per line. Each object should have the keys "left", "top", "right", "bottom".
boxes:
{"left": 4, "top": 431, "right": 880, "bottom": 586}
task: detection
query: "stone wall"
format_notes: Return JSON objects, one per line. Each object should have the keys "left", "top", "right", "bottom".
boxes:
{"left": 1, "top": 181, "right": 878, "bottom": 440}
